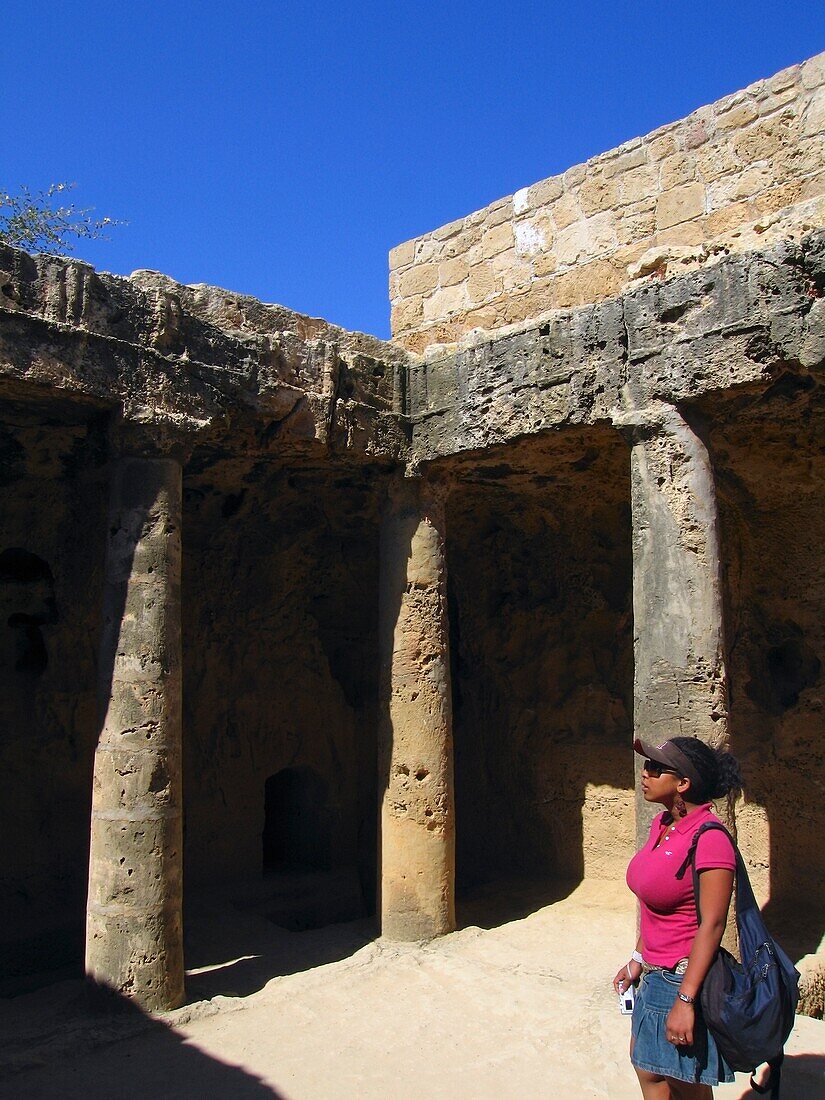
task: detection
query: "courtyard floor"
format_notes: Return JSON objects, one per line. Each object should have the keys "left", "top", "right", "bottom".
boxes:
{"left": 2, "top": 880, "right": 824, "bottom": 1099}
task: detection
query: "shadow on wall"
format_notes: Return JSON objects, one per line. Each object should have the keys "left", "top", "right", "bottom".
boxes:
{"left": 180, "top": 462, "right": 383, "bottom": 932}
{"left": 263, "top": 766, "right": 332, "bottom": 872}
{"left": 0, "top": 551, "right": 73, "bottom": 992}
{"left": 0, "top": 548, "right": 58, "bottom": 674}
{"left": 444, "top": 431, "right": 635, "bottom": 927}
{"left": 0, "top": 403, "right": 109, "bottom": 994}
{"left": 0, "top": 981, "right": 282, "bottom": 1100}
{"left": 705, "top": 383, "right": 825, "bottom": 971}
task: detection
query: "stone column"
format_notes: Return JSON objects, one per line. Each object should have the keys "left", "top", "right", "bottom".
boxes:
{"left": 627, "top": 405, "right": 729, "bottom": 844}
{"left": 378, "top": 476, "right": 456, "bottom": 940}
{"left": 86, "top": 454, "right": 184, "bottom": 1010}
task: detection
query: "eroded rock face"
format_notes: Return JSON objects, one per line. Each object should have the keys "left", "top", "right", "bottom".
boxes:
{"left": 705, "top": 381, "right": 825, "bottom": 923}
{"left": 405, "top": 232, "right": 824, "bottom": 1007}
{"left": 0, "top": 247, "right": 409, "bottom": 1000}
{"left": 0, "top": 243, "right": 410, "bottom": 465}
{"left": 406, "top": 233, "right": 824, "bottom": 461}
{"left": 1, "top": 230, "right": 823, "bottom": 1012}
{"left": 627, "top": 407, "right": 729, "bottom": 844}
{"left": 181, "top": 459, "right": 388, "bottom": 921}
{"left": 0, "top": 402, "right": 107, "bottom": 991}
{"left": 86, "top": 456, "right": 184, "bottom": 1011}
{"left": 444, "top": 429, "right": 634, "bottom": 893}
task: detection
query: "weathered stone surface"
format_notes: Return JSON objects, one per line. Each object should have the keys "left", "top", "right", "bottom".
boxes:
{"left": 0, "top": 409, "right": 107, "bottom": 990}
{"left": 2, "top": 91, "right": 824, "bottom": 1021}
{"left": 445, "top": 431, "right": 634, "bottom": 889}
{"left": 0, "top": 244, "right": 410, "bottom": 464}
{"left": 655, "top": 183, "right": 707, "bottom": 230}
{"left": 624, "top": 407, "right": 728, "bottom": 842}
{"left": 378, "top": 478, "right": 455, "bottom": 940}
{"left": 180, "top": 461, "right": 383, "bottom": 937}
{"left": 701, "top": 366, "right": 825, "bottom": 924}
{"left": 405, "top": 233, "right": 823, "bottom": 462}
{"left": 85, "top": 456, "right": 184, "bottom": 1010}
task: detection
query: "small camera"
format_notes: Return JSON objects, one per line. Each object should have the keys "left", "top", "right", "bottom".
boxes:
{"left": 618, "top": 983, "right": 635, "bottom": 1015}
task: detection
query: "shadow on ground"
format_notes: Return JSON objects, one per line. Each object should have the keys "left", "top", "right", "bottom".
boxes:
{"left": 456, "top": 876, "right": 579, "bottom": 930}
{"left": 182, "top": 885, "right": 376, "bottom": 1002}
{"left": 0, "top": 898, "right": 375, "bottom": 1094}
{"left": 729, "top": 1053, "right": 825, "bottom": 1098}
{"left": 0, "top": 982, "right": 282, "bottom": 1099}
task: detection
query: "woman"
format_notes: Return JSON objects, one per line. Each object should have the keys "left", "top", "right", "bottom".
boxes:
{"left": 613, "top": 736, "right": 744, "bottom": 1099}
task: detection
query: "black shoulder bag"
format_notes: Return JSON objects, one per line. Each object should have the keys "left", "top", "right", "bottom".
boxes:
{"left": 676, "top": 821, "right": 800, "bottom": 1099}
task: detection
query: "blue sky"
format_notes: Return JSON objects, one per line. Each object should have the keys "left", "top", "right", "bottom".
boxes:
{"left": 4, "top": 2, "right": 823, "bottom": 338}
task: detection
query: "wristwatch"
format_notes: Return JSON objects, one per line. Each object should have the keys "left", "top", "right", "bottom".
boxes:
{"left": 677, "top": 991, "right": 696, "bottom": 1004}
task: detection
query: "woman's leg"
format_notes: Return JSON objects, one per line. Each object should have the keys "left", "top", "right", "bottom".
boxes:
{"left": 633, "top": 1067, "right": 672, "bottom": 1098}
{"left": 631, "top": 1037, "right": 672, "bottom": 1099}
{"left": 667, "top": 1079, "right": 712, "bottom": 1100}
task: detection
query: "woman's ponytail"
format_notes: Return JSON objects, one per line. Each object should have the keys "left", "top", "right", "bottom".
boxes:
{"left": 669, "top": 736, "right": 744, "bottom": 801}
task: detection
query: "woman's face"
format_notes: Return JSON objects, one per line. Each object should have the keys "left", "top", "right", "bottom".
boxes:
{"left": 640, "top": 758, "right": 683, "bottom": 804}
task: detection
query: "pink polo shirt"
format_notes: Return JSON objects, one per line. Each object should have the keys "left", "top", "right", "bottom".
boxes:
{"left": 626, "top": 804, "right": 735, "bottom": 966}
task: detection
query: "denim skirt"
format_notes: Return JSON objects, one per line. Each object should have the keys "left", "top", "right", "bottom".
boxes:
{"left": 631, "top": 969, "right": 735, "bottom": 1086}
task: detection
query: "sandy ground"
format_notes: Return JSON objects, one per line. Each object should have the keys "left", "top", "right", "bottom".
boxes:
{"left": 2, "top": 880, "right": 824, "bottom": 1099}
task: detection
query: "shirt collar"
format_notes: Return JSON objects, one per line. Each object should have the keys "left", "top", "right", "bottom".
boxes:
{"left": 672, "top": 803, "right": 713, "bottom": 834}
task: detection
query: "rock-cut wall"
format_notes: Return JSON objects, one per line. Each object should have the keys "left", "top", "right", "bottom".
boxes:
{"left": 0, "top": 245, "right": 410, "bottom": 994}
{"left": 1, "top": 52, "right": 824, "bottom": 1011}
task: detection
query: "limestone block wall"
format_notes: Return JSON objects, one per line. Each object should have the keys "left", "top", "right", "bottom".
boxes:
{"left": 390, "top": 53, "right": 825, "bottom": 353}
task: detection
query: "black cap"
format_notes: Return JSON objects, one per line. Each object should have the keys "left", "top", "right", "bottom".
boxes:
{"left": 633, "top": 737, "right": 704, "bottom": 792}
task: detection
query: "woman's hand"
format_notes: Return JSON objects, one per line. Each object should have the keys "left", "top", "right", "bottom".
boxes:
{"left": 665, "top": 998, "right": 695, "bottom": 1046}
{"left": 613, "top": 958, "right": 641, "bottom": 994}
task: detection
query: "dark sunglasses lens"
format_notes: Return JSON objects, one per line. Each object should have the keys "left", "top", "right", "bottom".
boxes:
{"left": 643, "top": 759, "right": 663, "bottom": 777}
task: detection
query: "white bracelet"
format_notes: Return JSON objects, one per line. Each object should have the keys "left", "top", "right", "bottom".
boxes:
{"left": 630, "top": 951, "right": 644, "bottom": 966}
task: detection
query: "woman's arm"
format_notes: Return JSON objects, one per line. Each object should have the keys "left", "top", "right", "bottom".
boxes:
{"left": 612, "top": 934, "right": 645, "bottom": 994}
{"left": 665, "top": 866, "right": 734, "bottom": 1045}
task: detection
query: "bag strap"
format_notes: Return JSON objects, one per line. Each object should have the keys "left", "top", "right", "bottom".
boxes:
{"left": 674, "top": 820, "right": 759, "bottom": 924}
{"left": 750, "top": 1054, "right": 783, "bottom": 1098}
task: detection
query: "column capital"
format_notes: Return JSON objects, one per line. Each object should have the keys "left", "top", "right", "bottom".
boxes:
{"left": 107, "top": 416, "right": 193, "bottom": 465}
{"left": 384, "top": 469, "right": 453, "bottom": 515}
{"left": 612, "top": 400, "right": 691, "bottom": 443}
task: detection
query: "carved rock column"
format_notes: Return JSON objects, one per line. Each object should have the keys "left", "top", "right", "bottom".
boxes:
{"left": 86, "top": 454, "right": 184, "bottom": 1010}
{"left": 629, "top": 406, "right": 729, "bottom": 844}
{"left": 378, "top": 476, "right": 456, "bottom": 940}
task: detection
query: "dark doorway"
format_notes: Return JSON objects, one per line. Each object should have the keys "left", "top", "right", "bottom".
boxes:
{"left": 262, "top": 766, "right": 332, "bottom": 873}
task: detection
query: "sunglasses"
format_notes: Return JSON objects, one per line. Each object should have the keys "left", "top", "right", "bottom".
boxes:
{"left": 642, "top": 759, "right": 680, "bottom": 778}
